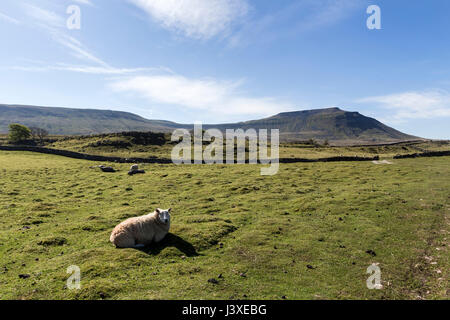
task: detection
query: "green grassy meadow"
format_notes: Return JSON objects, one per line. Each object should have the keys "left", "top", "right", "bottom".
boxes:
{"left": 0, "top": 150, "right": 448, "bottom": 300}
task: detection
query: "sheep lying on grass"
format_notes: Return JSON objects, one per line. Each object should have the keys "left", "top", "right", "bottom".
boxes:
{"left": 110, "top": 208, "right": 172, "bottom": 248}
{"left": 90, "top": 165, "right": 116, "bottom": 172}
{"left": 128, "top": 164, "right": 145, "bottom": 176}
{"left": 100, "top": 166, "right": 116, "bottom": 172}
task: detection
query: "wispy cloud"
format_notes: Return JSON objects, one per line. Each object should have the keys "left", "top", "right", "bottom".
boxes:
{"left": 129, "top": 0, "right": 249, "bottom": 40}
{"left": 11, "top": 63, "right": 171, "bottom": 75}
{"left": 22, "top": 3, "right": 65, "bottom": 28}
{"left": 21, "top": 3, "right": 107, "bottom": 67}
{"left": 0, "top": 11, "right": 21, "bottom": 25}
{"left": 358, "top": 89, "right": 450, "bottom": 121}
{"left": 54, "top": 34, "right": 109, "bottom": 67}
{"left": 110, "top": 74, "right": 293, "bottom": 117}
{"left": 230, "top": 0, "right": 364, "bottom": 47}
{"left": 72, "top": 0, "right": 94, "bottom": 6}
{"left": 296, "top": 0, "right": 364, "bottom": 31}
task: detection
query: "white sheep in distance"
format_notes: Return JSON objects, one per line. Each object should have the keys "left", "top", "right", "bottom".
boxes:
{"left": 110, "top": 208, "right": 172, "bottom": 248}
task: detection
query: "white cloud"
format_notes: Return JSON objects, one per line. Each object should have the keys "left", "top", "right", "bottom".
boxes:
{"left": 72, "top": 0, "right": 94, "bottom": 6}
{"left": 110, "top": 74, "right": 293, "bottom": 117}
{"left": 11, "top": 63, "right": 170, "bottom": 75}
{"left": 301, "top": 0, "right": 363, "bottom": 30}
{"left": 229, "top": 0, "right": 363, "bottom": 47}
{"left": 358, "top": 90, "right": 450, "bottom": 121}
{"left": 0, "top": 11, "right": 21, "bottom": 24}
{"left": 54, "top": 34, "right": 109, "bottom": 67}
{"left": 22, "top": 3, "right": 65, "bottom": 28}
{"left": 51, "top": 64, "right": 164, "bottom": 75}
{"left": 21, "top": 3, "right": 107, "bottom": 67}
{"left": 129, "top": 0, "right": 249, "bottom": 39}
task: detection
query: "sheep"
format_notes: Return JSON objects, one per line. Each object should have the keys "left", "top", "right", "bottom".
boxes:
{"left": 110, "top": 208, "right": 172, "bottom": 248}
{"left": 128, "top": 164, "right": 145, "bottom": 175}
{"left": 89, "top": 165, "right": 116, "bottom": 172}
{"left": 100, "top": 166, "right": 116, "bottom": 172}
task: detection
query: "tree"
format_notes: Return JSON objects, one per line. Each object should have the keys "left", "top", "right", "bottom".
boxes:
{"left": 30, "top": 127, "right": 49, "bottom": 144}
{"left": 8, "top": 123, "right": 32, "bottom": 144}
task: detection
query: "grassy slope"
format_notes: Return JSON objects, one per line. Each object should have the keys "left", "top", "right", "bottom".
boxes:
{"left": 0, "top": 105, "right": 177, "bottom": 135}
{"left": 28, "top": 134, "right": 450, "bottom": 160}
{"left": 48, "top": 135, "right": 175, "bottom": 159}
{"left": 1, "top": 134, "right": 449, "bottom": 160}
{"left": 279, "top": 141, "right": 450, "bottom": 159}
{"left": 0, "top": 151, "right": 448, "bottom": 300}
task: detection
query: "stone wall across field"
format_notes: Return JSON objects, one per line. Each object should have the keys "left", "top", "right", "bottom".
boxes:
{"left": 0, "top": 145, "right": 172, "bottom": 163}
{"left": 393, "top": 151, "right": 450, "bottom": 159}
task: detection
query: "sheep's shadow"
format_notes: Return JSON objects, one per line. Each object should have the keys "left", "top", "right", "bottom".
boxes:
{"left": 136, "top": 233, "right": 199, "bottom": 257}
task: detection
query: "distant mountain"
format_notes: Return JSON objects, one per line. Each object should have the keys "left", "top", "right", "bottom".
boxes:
{"left": 207, "top": 107, "right": 419, "bottom": 145}
{"left": 0, "top": 104, "right": 419, "bottom": 145}
{"left": 0, "top": 104, "right": 178, "bottom": 135}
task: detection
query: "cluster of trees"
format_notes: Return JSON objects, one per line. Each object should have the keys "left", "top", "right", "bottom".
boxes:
{"left": 8, "top": 123, "right": 48, "bottom": 144}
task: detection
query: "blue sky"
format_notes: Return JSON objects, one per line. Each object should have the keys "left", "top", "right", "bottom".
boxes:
{"left": 0, "top": 0, "right": 449, "bottom": 139}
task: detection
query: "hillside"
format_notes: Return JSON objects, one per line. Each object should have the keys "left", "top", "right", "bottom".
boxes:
{"left": 0, "top": 104, "right": 419, "bottom": 145}
{"left": 207, "top": 107, "right": 418, "bottom": 145}
{"left": 0, "top": 104, "right": 178, "bottom": 135}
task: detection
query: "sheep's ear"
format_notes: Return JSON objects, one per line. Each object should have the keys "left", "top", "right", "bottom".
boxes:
{"left": 155, "top": 208, "right": 161, "bottom": 214}
{"left": 168, "top": 208, "right": 172, "bottom": 213}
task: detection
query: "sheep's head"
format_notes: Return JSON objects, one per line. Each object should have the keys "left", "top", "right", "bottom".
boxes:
{"left": 156, "top": 208, "right": 171, "bottom": 225}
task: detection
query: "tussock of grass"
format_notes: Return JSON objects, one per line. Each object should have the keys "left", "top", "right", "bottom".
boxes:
{"left": 37, "top": 237, "right": 68, "bottom": 247}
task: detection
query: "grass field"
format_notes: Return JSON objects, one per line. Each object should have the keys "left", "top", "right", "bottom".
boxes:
{"left": 0, "top": 150, "right": 448, "bottom": 300}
